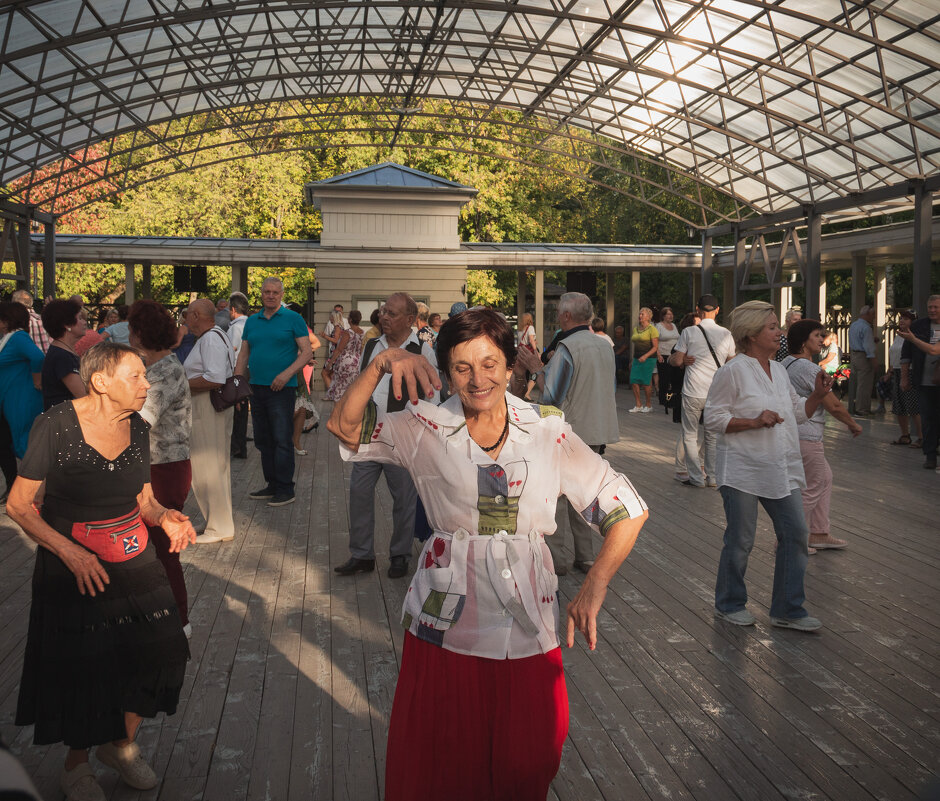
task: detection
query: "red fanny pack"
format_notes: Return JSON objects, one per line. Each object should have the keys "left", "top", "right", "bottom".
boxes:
{"left": 71, "top": 507, "right": 149, "bottom": 563}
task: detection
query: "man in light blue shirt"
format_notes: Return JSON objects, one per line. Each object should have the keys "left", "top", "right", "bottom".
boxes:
{"left": 848, "top": 305, "right": 877, "bottom": 415}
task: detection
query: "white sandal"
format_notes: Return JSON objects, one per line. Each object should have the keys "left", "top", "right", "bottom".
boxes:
{"left": 96, "top": 741, "right": 158, "bottom": 790}
{"left": 60, "top": 762, "right": 106, "bottom": 801}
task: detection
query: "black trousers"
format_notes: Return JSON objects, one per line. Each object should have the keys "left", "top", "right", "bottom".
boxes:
{"left": 0, "top": 415, "right": 17, "bottom": 493}
{"left": 230, "top": 400, "right": 250, "bottom": 457}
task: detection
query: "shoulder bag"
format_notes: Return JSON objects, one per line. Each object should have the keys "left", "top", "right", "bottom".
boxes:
{"left": 697, "top": 325, "right": 723, "bottom": 369}
{"left": 209, "top": 329, "right": 252, "bottom": 412}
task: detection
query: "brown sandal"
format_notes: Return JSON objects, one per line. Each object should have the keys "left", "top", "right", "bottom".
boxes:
{"left": 891, "top": 435, "right": 912, "bottom": 445}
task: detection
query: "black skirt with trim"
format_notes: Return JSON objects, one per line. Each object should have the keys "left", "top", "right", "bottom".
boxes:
{"left": 15, "top": 522, "right": 189, "bottom": 749}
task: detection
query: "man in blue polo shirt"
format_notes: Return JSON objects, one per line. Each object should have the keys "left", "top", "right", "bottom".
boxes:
{"left": 235, "top": 277, "right": 312, "bottom": 506}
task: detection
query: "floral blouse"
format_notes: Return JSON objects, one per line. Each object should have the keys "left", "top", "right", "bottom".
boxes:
{"left": 341, "top": 392, "right": 647, "bottom": 660}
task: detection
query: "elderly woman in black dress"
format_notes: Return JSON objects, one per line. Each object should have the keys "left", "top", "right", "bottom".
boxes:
{"left": 6, "top": 343, "right": 195, "bottom": 801}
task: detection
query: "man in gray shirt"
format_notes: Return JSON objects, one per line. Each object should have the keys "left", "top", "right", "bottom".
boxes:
{"left": 514, "top": 292, "right": 619, "bottom": 574}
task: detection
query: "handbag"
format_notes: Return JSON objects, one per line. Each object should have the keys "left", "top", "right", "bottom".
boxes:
{"left": 209, "top": 329, "right": 252, "bottom": 412}
{"left": 210, "top": 373, "right": 252, "bottom": 412}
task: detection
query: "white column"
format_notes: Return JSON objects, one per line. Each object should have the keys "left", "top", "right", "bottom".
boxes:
{"left": 851, "top": 251, "right": 867, "bottom": 315}
{"left": 818, "top": 272, "right": 827, "bottom": 324}
{"left": 875, "top": 265, "right": 887, "bottom": 370}
{"left": 517, "top": 271, "right": 526, "bottom": 323}
{"left": 125, "top": 263, "right": 136, "bottom": 304}
{"left": 534, "top": 270, "right": 545, "bottom": 350}
{"left": 630, "top": 271, "right": 640, "bottom": 333}
{"left": 606, "top": 271, "right": 615, "bottom": 330}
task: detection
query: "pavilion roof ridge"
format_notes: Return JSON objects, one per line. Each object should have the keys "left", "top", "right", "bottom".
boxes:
{"left": 308, "top": 162, "right": 476, "bottom": 192}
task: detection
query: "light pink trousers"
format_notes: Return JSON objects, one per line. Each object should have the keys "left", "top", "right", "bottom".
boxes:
{"left": 799, "top": 440, "right": 832, "bottom": 534}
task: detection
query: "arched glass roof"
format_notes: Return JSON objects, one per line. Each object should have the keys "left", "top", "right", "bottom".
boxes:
{"left": 1, "top": 0, "right": 938, "bottom": 227}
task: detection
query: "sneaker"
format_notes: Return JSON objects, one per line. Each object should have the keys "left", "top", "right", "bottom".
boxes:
{"left": 96, "top": 741, "right": 158, "bottom": 790}
{"left": 674, "top": 472, "right": 690, "bottom": 483}
{"left": 640, "top": 406, "right": 652, "bottom": 413}
{"left": 714, "top": 608, "right": 756, "bottom": 626}
{"left": 294, "top": 447, "right": 307, "bottom": 456}
{"left": 182, "top": 622, "right": 192, "bottom": 639}
{"left": 388, "top": 555, "right": 410, "bottom": 578}
{"left": 248, "top": 486, "right": 275, "bottom": 499}
{"left": 628, "top": 407, "right": 642, "bottom": 414}
{"left": 195, "top": 531, "right": 234, "bottom": 544}
{"left": 682, "top": 479, "right": 706, "bottom": 488}
{"left": 268, "top": 493, "right": 295, "bottom": 507}
{"left": 770, "top": 615, "right": 822, "bottom": 632}
{"left": 706, "top": 479, "right": 718, "bottom": 488}
{"left": 60, "top": 762, "right": 106, "bottom": 801}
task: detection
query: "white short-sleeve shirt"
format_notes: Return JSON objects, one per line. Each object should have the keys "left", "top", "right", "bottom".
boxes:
{"left": 183, "top": 326, "right": 233, "bottom": 384}
{"left": 341, "top": 392, "right": 647, "bottom": 660}
{"left": 673, "top": 320, "right": 736, "bottom": 399}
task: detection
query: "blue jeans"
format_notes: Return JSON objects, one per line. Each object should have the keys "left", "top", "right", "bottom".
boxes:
{"left": 250, "top": 384, "right": 296, "bottom": 495}
{"left": 715, "top": 487, "right": 810, "bottom": 620}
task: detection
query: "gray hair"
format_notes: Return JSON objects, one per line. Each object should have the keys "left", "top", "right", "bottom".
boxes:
{"left": 387, "top": 292, "right": 418, "bottom": 319}
{"left": 858, "top": 304, "right": 874, "bottom": 317}
{"left": 262, "top": 276, "right": 283, "bottom": 289}
{"left": 415, "top": 301, "right": 430, "bottom": 324}
{"left": 229, "top": 292, "right": 249, "bottom": 315}
{"left": 80, "top": 342, "right": 143, "bottom": 388}
{"left": 11, "top": 289, "right": 32, "bottom": 306}
{"left": 728, "top": 300, "right": 776, "bottom": 353}
{"left": 558, "top": 292, "right": 594, "bottom": 324}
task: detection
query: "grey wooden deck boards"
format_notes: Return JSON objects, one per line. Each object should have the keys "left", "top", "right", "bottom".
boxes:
{"left": 1, "top": 389, "right": 938, "bottom": 801}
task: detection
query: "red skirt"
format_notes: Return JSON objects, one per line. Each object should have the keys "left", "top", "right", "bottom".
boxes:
{"left": 385, "top": 633, "right": 568, "bottom": 801}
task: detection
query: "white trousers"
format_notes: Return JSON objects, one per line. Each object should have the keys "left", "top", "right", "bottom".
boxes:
{"left": 190, "top": 392, "right": 235, "bottom": 539}
{"left": 680, "top": 394, "right": 714, "bottom": 486}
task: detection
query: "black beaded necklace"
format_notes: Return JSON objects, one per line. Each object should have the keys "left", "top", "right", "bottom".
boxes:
{"left": 478, "top": 404, "right": 510, "bottom": 453}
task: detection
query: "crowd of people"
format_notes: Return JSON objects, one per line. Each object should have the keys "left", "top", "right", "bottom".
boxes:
{"left": 1, "top": 283, "right": 937, "bottom": 801}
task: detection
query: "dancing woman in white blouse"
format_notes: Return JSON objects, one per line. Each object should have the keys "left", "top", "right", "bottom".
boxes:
{"left": 328, "top": 308, "right": 648, "bottom": 801}
{"left": 704, "top": 301, "right": 833, "bottom": 632}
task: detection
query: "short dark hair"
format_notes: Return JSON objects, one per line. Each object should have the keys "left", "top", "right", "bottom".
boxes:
{"left": 786, "top": 319, "right": 825, "bottom": 355}
{"left": 370, "top": 308, "right": 381, "bottom": 326}
{"left": 0, "top": 301, "right": 30, "bottom": 332}
{"left": 127, "top": 300, "right": 178, "bottom": 351}
{"left": 591, "top": 316, "right": 606, "bottom": 332}
{"left": 898, "top": 308, "right": 916, "bottom": 321}
{"left": 116, "top": 304, "right": 129, "bottom": 321}
{"left": 349, "top": 309, "right": 362, "bottom": 325}
{"left": 436, "top": 308, "right": 517, "bottom": 376}
{"left": 41, "top": 298, "right": 82, "bottom": 339}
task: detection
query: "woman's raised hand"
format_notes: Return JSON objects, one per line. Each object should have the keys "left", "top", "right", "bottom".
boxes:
{"left": 514, "top": 344, "right": 542, "bottom": 374}
{"left": 811, "top": 369, "right": 835, "bottom": 398}
{"left": 161, "top": 510, "right": 197, "bottom": 553}
{"left": 376, "top": 349, "right": 441, "bottom": 403}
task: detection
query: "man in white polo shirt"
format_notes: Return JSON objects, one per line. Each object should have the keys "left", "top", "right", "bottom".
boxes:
{"left": 669, "top": 294, "right": 736, "bottom": 488}
{"left": 184, "top": 298, "right": 235, "bottom": 543}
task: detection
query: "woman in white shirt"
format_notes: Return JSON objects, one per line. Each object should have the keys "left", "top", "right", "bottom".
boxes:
{"left": 705, "top": 301, "right": 832, "bottom": 632}
{"left": 328, "top": 308, "right": 648, "bottom": 801}
{"left": 782, "top": 320, "right": 861, "bottom": 554}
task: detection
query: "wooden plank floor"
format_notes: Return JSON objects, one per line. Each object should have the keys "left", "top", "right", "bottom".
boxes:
{"left": 2, "top": 388, "right": 938, "bottom": 801}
